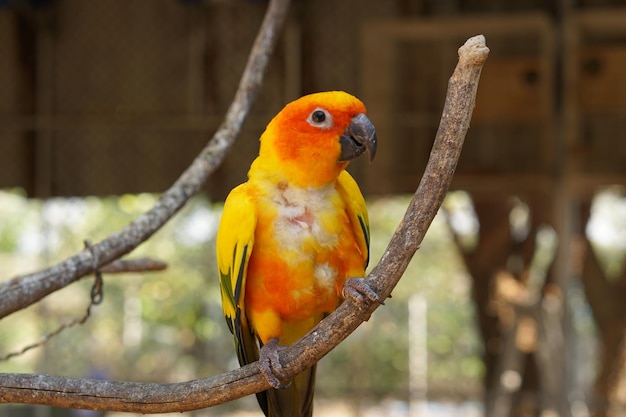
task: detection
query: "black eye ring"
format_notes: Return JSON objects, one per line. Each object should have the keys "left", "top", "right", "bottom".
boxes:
{"left": 311, "top": 110, "right": 326, "bottom": 123}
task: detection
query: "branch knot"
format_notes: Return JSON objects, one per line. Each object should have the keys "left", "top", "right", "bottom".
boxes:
{"left": 84, "top": 240, "right": 104, "bottom": 305}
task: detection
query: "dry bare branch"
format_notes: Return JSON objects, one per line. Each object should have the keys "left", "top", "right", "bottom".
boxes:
{"left": 0, "top": 256, "right": 165, "bottom": 362}
{"left": 99, "top": 258, "right": 168, "bottom": 273}
{"left": 0, "top": 35, "right": 489, "bottom": 413}
{"left": 0, "top": 0, "right": 290, "bottom": 320}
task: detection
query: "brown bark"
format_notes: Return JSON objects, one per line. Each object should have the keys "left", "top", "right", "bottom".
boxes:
{"left": 451, "top": 196, "right": 562, "bottom": 417}
{"left": 458, "top": 199, "right": 517, "bottom": 388}
{"left": 580, "top": 204, "right": 626, "bottom": 417}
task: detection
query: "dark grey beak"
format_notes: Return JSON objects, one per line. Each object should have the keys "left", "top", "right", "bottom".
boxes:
{"left": 338, "top": 113, "right": 378, "bottom": 162}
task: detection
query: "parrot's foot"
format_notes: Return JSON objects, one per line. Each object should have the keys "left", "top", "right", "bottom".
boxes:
{"left": 342, "top": 278, "right": 384, "bottom": 306}
{"left": 259, "top": 338, "right": 290, "bottom": 390}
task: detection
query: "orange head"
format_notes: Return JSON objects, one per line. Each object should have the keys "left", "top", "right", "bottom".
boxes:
{"left": 254, "top": 91, "right": 377, "bottom": 187}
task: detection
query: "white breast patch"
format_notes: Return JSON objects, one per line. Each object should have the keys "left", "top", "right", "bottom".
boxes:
{"left": 271, "top": 182, "right": 340, "bottom": 267}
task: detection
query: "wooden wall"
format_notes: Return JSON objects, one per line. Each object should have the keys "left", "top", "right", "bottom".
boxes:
{"left": 0, "top": 0, "right": 626, "bottom": 199}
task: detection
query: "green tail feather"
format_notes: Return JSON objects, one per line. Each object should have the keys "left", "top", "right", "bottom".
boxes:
{"left": 263, "top": 365, "right": 316, "bottom": 417}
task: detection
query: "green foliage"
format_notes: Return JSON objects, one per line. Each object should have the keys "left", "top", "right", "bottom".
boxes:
{"left": 0, "top": 190, "right": 483, "bottom": 403}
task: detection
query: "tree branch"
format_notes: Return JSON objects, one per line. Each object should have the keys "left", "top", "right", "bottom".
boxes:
{"left": 0, "top": 35, "right": 489, "bottom": 412}
{"left": 99, "top": 258, "right": 167, "bottom": 274}
{"left": 0, "top": 0, "right": 290, "bottom": 320}
{"left": 0, "top": 256, "right": 166, "bottom": 362}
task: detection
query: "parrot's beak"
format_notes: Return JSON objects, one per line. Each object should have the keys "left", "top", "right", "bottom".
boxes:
{"left": 338, "top": 113, "right": 378, "bottom": 163}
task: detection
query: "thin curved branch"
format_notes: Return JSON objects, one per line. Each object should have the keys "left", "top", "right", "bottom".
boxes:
{"left": 0, "top": 36, "right": 489, "bottom": 413}
{"left": 0, "top": 0, "right": 291, "bottom": 320}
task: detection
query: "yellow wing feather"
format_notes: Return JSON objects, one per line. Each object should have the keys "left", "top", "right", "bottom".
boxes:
{"left": 217, "top": 183, "right": 273, "bottom": 414}
{"left": 215, "top": 184, "right": 259, "bottom": 362}
{"left": 337, "top": 170, "right": 371, "bottom": 270}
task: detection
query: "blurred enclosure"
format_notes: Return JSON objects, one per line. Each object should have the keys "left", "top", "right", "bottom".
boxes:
{"left": 1, "top": 0, "right": 626, "bottom": 416}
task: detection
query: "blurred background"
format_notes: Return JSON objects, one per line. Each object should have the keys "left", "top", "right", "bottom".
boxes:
{"left": 0, "top": 0, "right": 625, "bottom": 416}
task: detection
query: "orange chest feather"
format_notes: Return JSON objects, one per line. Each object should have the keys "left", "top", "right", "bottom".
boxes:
{"left": 245, "top": 183, "right": 365, "bottom": 322}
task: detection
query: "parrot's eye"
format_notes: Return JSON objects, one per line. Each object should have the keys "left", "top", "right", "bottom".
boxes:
{"left": 307, "top": 108, "right": 333, "bottom": 129}
{"left": 312, "top": 110, "right": 325, "bottom": 123}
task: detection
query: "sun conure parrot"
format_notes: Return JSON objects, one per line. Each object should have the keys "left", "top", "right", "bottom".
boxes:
{"left": 216, "top": 91, "right": 379, "bottom": 417}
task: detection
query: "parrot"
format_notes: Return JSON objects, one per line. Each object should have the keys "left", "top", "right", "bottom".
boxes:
{"left": 216, "top": 91, "right": 379, "bottom": 417}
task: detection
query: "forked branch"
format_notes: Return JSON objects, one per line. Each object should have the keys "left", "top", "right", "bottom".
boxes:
{"left": 0, "top": 35, "right": 489, "bottom": 412}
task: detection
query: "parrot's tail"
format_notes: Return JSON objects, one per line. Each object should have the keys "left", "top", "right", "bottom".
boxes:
{"left": 261, "top": 364, "right": 316, "bottom": 417}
